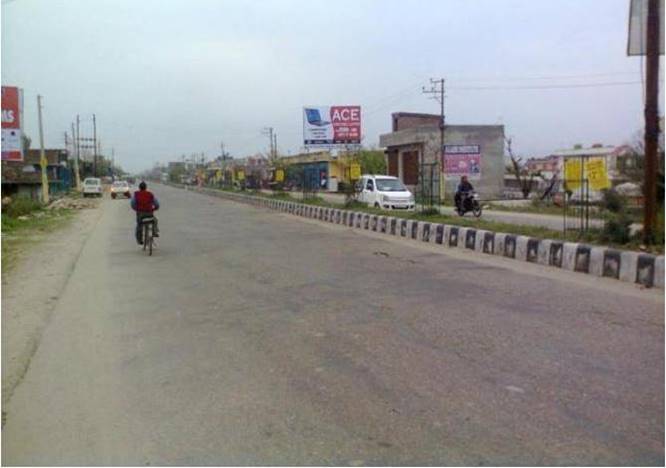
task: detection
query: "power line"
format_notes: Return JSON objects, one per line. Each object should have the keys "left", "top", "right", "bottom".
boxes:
{"left": 448, "top": 81, "right": 642, "bottom": 90}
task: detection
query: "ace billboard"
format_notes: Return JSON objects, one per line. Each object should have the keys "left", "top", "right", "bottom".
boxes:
{"left": 2, "top": 86, "right": 23, "bottom": 161}
{"left": 303, "top": 106, "right": 361, "bottom": 147}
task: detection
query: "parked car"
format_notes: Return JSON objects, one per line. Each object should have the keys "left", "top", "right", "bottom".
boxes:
{"left": 82, "top": 177, "right": 103, "bottom": 197}
{"left": 110, "top": 180, "right": 131, "bottom": 199}
{"left": 357, "top": 174, "right": 415, "bottom": 210}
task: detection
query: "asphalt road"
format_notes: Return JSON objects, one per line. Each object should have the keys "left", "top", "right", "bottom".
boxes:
{"left": 305, "top": 190, "right": 604, "bottom": 231}
{"left": 3, "top": 184, "right": 664, "bottom": 466}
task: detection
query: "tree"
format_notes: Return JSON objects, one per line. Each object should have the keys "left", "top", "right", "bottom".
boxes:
{"left": 356, "top": 149, "right": 386, "bottom": 175}
{"left": 505, "top": 137, "right": 537, "bottom": 199}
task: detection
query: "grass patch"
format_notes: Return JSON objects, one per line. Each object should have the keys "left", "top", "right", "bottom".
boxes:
{"left": 2, "top": 208, "right": 75, "bottom": 273}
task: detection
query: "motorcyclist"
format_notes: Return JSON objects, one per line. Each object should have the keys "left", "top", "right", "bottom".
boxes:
{"left": 455, "top": 175, "right": 474, "bottom": 211}
{"left": 131, "top": 181, "right": 160, "bottom": 244}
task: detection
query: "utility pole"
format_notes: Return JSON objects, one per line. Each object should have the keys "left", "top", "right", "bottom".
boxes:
{"left": 273, "top": 132, "right": 278, "bottom": 159}
{"left": 423, "top": 78, "right": 446, "bottom": 202}
{"left": 220, "top": 141, "right": 225, "bottom": 159}
{"left": 92, "top": 113, "right": 97, "bottom": 177}
{"left": 262, "top": 127, "right": 275, "bottom": 160}
{"left": 68, "top": 126, "right": 81, "bottom": 190}
{"left": 37, "top": 95, "right": 49, "bottom": 204}
{"left": 643, "top": 0, "right": 661, "bottom": 244}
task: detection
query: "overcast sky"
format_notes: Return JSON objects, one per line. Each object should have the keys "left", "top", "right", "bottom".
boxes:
{"left": 1, "top": 0, "right": 662, "bottom": 172}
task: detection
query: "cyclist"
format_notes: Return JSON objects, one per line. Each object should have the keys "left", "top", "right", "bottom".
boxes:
{"left": 131, "top": 181, "right": 160, "bottom": 244}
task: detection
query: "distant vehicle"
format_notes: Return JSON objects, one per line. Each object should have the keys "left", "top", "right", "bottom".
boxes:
{"left": 357, "top": 174, "right": 415, "bottom": 210}
{"left": 82, "top": 177, "right": 103, "bottom": 197}
{"left": 456, "top": 191, "right": 482, "bottom": 217}
{"left": 110, "top": 180, "right": 131, "bottom": 199}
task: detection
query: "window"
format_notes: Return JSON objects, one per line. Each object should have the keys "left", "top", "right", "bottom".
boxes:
{"left": 366, "top": 179, "right": 374, "bottom": 191}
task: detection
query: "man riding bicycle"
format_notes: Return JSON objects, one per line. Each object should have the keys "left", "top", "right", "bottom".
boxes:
{"left": 131, "top": 181, "right": 160, "bottom": 245}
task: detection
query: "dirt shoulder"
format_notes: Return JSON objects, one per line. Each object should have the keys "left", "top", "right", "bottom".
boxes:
{"left": 2, "top": 200, "right": 103, "bottom": 415}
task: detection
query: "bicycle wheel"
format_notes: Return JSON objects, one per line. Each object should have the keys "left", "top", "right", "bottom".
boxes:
{"left": 143, "top": 224, "right": 148, "bottom": 251}
{"left": 148, "top": 225, "right": 153, "bottom": 256}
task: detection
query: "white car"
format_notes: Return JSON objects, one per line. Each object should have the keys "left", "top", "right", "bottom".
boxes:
{"left": 82, "top": 177, "right": 103, "bottom": 197}
{"left": 357, "top": 174, "right": 415, "bottom": 210}
{"left": 110, "top": 180, "right": 131, "bottom": 199}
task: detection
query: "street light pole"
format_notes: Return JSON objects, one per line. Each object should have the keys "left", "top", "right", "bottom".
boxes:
{"left": 37, "top": 95, "right": 49, "bottom": 204}
{"left": 643, "top": 0, "right": 661, "bottom": 244}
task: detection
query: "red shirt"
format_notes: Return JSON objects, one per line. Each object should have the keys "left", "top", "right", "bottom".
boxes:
{"left": 133, "top": 190, "right": 156, "bottom": 213}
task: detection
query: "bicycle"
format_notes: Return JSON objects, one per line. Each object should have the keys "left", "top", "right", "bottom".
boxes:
{"left": 140, "top": 217, "right": 156, "bottom": 256}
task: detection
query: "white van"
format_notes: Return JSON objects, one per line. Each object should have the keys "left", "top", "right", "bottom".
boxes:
{"left": 82, "top": 177, "right": 102, "bottom": 197}
{"left": 357, "top": 174, "right": 415, "bottom": 210}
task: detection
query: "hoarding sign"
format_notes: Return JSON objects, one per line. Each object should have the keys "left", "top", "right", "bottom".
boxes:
{"left": 2, "top": 86, "right": 23, "bottom": 161}
{"left": 564, "top": 157, "right": 610, "bottom": 191}
{"left": 627, "top": 0, "right": 664, "bottom": 56}
{"left": 443, "top": 145, "right": 481, "bottom": 179}
{"left": 275, "top": 169, "right": 284, "bottom": 182}
{"left": 303, "top": 106, "right": 361, "bottom": 146}
{"left": 349, "top": 162, "right": 361, "bottom": 180}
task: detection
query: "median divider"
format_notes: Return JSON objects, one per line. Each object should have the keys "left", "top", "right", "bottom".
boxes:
{"left": 173, "top": 184, "right": 664, "bottom": 289}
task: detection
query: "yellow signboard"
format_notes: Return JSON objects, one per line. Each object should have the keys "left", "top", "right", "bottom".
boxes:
{"left": 585, "top": 157, "right": 610, "bottom": 191}
{"left": 564, "top": 159, "right": 582, "bottom": 190}
{"left": 564, "top": 157, "right": 610, "bottom": 191}
{"left": 237, "top": 170, "right": 245, "bottom": 181}
{"left": 350, "top": 162, "right": 361, "bottom": 180}
{"left": 275, "top": 169, "right": 284, "bottom": 182}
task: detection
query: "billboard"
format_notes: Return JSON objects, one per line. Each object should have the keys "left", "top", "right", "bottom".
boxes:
{"left": 2, "top": 86, "right": 23, "bottom": 161}
{"left": 627, "top": 0, "right": 664, "bottom": 56}
{"left": 303, "top": 106, "right": 361, "bottom": 147}
{"left": 564, "top": 157, "right": 610, "bottom": 191}
{"left": 443, "top": 145, "right": 481, "bottom": 179}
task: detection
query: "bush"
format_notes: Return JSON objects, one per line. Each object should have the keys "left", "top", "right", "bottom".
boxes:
{"left": 3, "top": 197, "right": 42, "bottom": 218}
{"left": 601, "top": 189, "right": 624, "bottom": 214}
{"left": 601, "top": 212, "right": 632, "bottom": 244}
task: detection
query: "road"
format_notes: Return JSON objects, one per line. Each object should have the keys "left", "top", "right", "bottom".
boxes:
{"left": 3, "top": 184, "right": 663, "bottom": 466}
{"left": 306, "top": 190, "right": 604, "bottom": 231}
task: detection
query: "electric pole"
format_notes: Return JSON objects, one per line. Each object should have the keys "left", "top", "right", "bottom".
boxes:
{"left": 643, "top": 0, "right": 661, "bottom": 244}
{"left": 68, "top": 125, "right": 81, "bottom": 190}
{"left": 262, "top": 127, "right": 275, "bottom": 160}
{"left": 423, "top": 78, "right": 446, "bottom": 202}
{"left": 92, "top": 113, "right": 97, "bottom": 177}
{"left": 273, "top": 132, "right": 278, "bottom": 159}
{"left": 37, "top": 95, "right": 49, "bottom": 204}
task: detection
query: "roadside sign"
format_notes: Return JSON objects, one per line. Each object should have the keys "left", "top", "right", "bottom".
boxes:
{"left": 237, "top": 170, "right": 245, "bottom": 181}
{"left": 349, "top": 162, "right": 361, "bottom": 180}
{"left": 303, "top": 106, "right": 361, "bottom": 147}
{"left": 627, "top": 0, "right": 664, "bottom": 56}
{"left": 2, "top": 86, "right": 23, "bottom": 161}
{"left": 275, "top": 169, "right": 284, "bottom": 182}
{"left": 585, "top": 158, "right": 610, "bottom": 191}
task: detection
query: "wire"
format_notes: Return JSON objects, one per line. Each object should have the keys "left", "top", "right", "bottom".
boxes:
{"left": 448, "top": 81, "right": 642, "bottom": 91}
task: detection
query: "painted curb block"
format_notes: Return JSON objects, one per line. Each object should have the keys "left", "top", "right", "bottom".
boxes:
{"left": 183, "top": 186, "right": 664, "bottom": 289}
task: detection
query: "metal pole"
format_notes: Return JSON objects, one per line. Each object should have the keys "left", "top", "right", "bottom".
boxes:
{"left": 37, "top": 95, "right": 49, "bottom": 204}
{"left": 643, "top": 0, "right": 660, "bottom": 244}
{"left": 440, "top": 78, "right": 445, "bottom": 204}
{"left": 92, "top": 113, "right": 97, "bottom": 177}
{"left": 71, "top": 121, "right": 81, "bottom": 190}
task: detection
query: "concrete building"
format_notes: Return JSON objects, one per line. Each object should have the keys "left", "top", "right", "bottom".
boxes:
{"left": 1, "top": 149, "right": 72, "bottom": 199}
{"left": 379, "top": 112, "right": 505, "bottom": 199}
{"left": 278, "top": 151, "right": 357, "bottom": 191}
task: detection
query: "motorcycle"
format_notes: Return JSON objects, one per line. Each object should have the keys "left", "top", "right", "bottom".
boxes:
{"left": 456, "top": 191, "right": 482, "bottom": 217}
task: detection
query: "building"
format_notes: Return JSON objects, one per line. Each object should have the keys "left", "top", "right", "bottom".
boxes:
{"left": 525, "top": 155, "right": 560, "bottom": 179}
{"left": 379, "top": 112, "right": 505, "bottom": 199}
{"left": 2, "top": 149, "right": 72, "bottom": 199}
{"left": 278, "top": 151, "right": 356, "bottom": 192}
